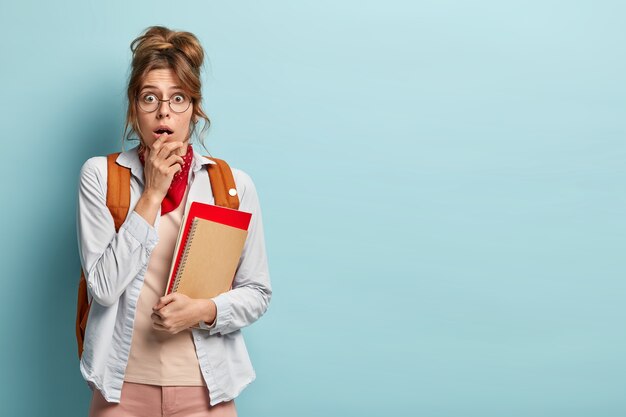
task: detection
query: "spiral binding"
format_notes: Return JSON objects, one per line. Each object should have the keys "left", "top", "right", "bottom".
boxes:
{"left": 173, "top": 218, "right": 199, "bottom": 292}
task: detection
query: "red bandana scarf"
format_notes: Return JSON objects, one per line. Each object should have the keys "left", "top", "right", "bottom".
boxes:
{"left": 138, "top": 144, "right": 194, "bottom": 215}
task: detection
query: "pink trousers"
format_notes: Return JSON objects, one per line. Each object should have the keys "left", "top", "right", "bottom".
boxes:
{"left": 88, "top": 382, "right": 237, "bottom": 417}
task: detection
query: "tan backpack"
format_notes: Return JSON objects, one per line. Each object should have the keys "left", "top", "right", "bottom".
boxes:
{"left": 76, "top": 152, "right": 240, "bottom": 360}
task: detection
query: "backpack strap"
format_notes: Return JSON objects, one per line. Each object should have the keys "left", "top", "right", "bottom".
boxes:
{"left": 106, "top": 153, "right": 131, "bottom": 231}
{"left": 205, "top": 156, "right": 240, "bottom": 210}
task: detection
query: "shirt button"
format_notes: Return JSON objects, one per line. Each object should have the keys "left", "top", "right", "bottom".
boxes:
{"left": 228, "top": 188, "right": 237, "bottom": 196}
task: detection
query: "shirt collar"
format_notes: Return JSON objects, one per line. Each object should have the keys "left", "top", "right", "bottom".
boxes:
{"left": 116, "top": 145, "right": 216, "bottom": 182}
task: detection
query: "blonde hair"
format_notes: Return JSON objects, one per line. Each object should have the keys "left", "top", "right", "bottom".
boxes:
{"left": 122, "top": 26, "right": 211, "bottom": 152}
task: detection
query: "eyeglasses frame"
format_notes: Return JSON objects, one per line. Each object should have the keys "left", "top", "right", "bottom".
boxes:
{"left": 135, "top": 93, "right": 193, "bottom": 114}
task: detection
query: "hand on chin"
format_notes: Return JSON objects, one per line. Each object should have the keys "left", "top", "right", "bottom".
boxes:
{"left": 140, "top": 133, "right": 188, "bottom": 156}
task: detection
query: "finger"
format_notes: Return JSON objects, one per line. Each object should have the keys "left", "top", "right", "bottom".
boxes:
{"left": 155, "top": 293, "right": 177, "bottom": 309}
{"left": 151, "top": 134, "right": 167, "bottom": 151}
{"left": 158, "top": 140, "right": 181, "bottom": 152}
{"left": 172, "top": 140, "right": 188, "bottom": 156}
{"left": 149, "top": 140, "right": 168, "bottom": 159}
{"left": 153, "top": 148, "right": 182, "bottom": 167}
{"left": 166, "top": 161, "right": 184, "bottom": 177}
{"left": 163, "top": 141, "right": 184, "bottom": 150}
{"left": 152, "top": 322, "right": 167, "bottom": 331}
{"left": 167, "top": 165, "right": 183, "bottom": 178}
{"left": 150, "top": 134, "right": 178, "bottom": 155}
{"left": 164, "top": 154, "right": 185, "bottom": 168}
{"left": 149, "top": 155, "right": 183, "bottom": 178}
{"left": 155, "top": 140, "right": 184, "bottom": 158}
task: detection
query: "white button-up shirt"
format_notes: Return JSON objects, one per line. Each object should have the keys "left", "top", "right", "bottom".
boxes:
{"left": 76, "top": 146, "right": 272, "bottom": 406}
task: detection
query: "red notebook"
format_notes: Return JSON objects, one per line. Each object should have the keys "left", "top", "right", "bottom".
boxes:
{"left": 165, "top": 201, "right": 252, "bottom": 296}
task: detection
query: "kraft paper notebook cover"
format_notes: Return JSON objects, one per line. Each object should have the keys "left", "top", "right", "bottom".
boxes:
{"left": 165, "top": 201, "right": 252, "bottom": 298}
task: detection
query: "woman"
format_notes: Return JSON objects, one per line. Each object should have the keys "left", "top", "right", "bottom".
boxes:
{"left": 77, "top": 26, "right": 272, "bottom": 417}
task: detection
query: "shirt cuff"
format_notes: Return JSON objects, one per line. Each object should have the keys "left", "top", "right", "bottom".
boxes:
{"left": 198, "top": 319, "right": 216, "bottom": 330}
{"left": 122, "top": 211, "right": 159, "bottom": 250}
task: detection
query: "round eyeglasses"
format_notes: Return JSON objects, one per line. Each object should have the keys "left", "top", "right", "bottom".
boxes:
{"left": 136, "top": 92, "right": 192, "bottom": 113}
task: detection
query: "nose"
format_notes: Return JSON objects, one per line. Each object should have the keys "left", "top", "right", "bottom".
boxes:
{"left": 157, "top": 100, "right": 169, "bottom": 119}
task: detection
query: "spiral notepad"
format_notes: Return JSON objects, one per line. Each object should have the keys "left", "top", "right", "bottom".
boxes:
{"left": 168, "top": 216, "right": 248, "bottom": 299}
{"left": 165, "top": 201, "right": 251, "bottom": 299}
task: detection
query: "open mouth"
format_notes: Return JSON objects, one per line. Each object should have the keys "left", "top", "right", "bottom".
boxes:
{"left": 154, "top": 128, "right": 174, "bottom": 135}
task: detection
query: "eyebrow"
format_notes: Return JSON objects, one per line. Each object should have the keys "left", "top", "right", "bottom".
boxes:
{"left": 140, "top": 85, "right": 184, "bottom": 90}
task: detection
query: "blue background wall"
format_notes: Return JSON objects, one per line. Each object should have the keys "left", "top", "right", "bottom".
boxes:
{"left": 1, "top": 1, "right": 625, "bottom": 416}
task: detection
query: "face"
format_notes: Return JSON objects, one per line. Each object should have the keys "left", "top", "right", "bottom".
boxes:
{"left": 136, "top": 68, "right": 195, "bottom": 155}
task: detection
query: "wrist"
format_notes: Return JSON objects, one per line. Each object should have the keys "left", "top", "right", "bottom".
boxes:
{"left": 140, "top": 189, "right": 164, "bottom": 206}
{"left": 134, "top": 191, "right": 162, "bottom": 226}
{"left": 200, "top": 299, "right": 217, "bottom": 325}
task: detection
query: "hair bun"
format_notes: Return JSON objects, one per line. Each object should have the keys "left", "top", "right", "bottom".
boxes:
{"left": 170, "top": 35, "right": 204, "bottom": 69}
{"left": 130, "top": 26, "right": 204, "bottom": 70}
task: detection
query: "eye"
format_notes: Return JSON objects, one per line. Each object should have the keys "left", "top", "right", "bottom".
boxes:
{"left": 172, "top": 94, "right": 187, "bottom": 103}
{"left": 142, "top": 93, "right": 157, "bottom": 103}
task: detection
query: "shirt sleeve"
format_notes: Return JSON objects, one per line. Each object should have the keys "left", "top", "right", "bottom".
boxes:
{"left": 200, "top": 169, "right": 272, "bottom": 335}
{"left": 197, "top": 319, "right": 216, "bottom": 330}
{"left": 76, "top": 157, "right": 159, "bottom": 307}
